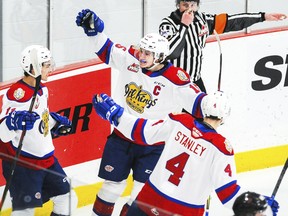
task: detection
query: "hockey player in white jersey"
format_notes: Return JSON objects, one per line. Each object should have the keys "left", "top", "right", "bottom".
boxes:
{"left": 0, "top": 45, "right": 78, "bottom": 216}
{"left": 76, "top": 9, "right": 206, "bottom": 216}
{"left": 91, "top": 92, "right": 279, "bottom": 216}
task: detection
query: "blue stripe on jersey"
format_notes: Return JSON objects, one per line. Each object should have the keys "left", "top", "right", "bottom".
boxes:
{"left": 215, "top": 180, "right": 240, "bottom": 204}
{"left": 10, "top": 142, "right": 54, "bottom": 159}
{"left": 191, "top": 93, "right": 205, "bottom": 117}
{"left": 140, "top": 120, "right": 148, "bottom": 144}
{"left": 131, "top": 118, "right": 148, "bottom": 144}
{"left": 96, "top": 38, "right": 113, "bottom": 64}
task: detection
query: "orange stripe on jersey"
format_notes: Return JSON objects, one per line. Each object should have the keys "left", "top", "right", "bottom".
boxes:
{"left": 214, "top": 13, "right": 228, "bottom": 34}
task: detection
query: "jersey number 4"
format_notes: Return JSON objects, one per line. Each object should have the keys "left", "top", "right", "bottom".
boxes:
{"left": 165, "top": 152, "right": 189, "bottom": 186}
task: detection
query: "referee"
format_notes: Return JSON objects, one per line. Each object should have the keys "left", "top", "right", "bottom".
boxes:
{"left": 159, "top": 0, "right": 287, "bottom": 92}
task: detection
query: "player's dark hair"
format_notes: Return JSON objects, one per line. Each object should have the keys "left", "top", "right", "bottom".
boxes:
{"left": 233, "top": 192, "right": 267, "bottom": 216}
{"left": 176, "top": 0, "right": 200, "bottom": 7}
{"left": 24, "top": 64, "right": 33, "bottom": 77}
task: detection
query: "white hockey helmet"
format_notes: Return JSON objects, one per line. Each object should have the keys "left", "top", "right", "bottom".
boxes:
{"left": 201, "top": 91, "right": 231, "bottom": 124}
{"left": 139, "top": 33, "right": 169, "bottom": 64}
{"left": 20, "top": 45, "right": 52, "bottom": 78}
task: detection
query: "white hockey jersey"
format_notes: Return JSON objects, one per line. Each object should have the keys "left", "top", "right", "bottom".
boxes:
{"left": 90, "top": 33, "right": 205, "bottom": 124}
{"left": 116, "top": 111, "right": 240, "bottom": 216}
{"left": 0, "top": 80, "right": 57, "bottom": 169}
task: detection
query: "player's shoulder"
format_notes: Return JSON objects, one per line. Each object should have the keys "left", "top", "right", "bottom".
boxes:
{"left": 203, "top": 132, "right": 234, "bottom": 155}
{"left": 168, "top": 112, "right": 194, "bottom": 128}
{"left": 162, "top": 64, "right": 191, "bottom": 85}
{"left": 168, "top": 114, "right": 234, "bottom": 155}
{"left": 6, "top": 80, "right": 45, "bottom": 102}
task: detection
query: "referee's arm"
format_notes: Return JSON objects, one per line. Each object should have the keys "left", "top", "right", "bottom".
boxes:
{"left": 208, "top": 12, "right": 265, "bottom": 34}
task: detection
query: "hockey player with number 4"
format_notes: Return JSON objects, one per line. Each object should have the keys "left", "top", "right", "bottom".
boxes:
{"left": 76, "top": 8, "right": 206, "bottom": 216}
{"left": 92, "top": 92, "right": 280, "bottom": 216}
{"left": 0, "top": 45, "right": 78, "bottom": 216}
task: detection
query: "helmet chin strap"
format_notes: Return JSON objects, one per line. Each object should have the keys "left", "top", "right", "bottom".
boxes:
{"left": 145, "top": 58, "right": 163, "bottom": 71}
{"left": 146, "top": 62, "right": 160, "bottom": 71}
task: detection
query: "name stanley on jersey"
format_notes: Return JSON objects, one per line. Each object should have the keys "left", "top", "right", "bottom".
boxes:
{"left": 175, "top": 131, "right": 206, "bottom": 156}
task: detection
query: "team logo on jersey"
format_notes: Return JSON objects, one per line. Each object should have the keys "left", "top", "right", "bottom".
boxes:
{"left": 124, "top": 82, "right": 157, "bottom": 113}
{"left": 145, "top": 169, "right": 152, "bottom": 174}
{"left": 13, "top": 88, "right": 25, "bottom": 100}
{"left": 198, "top": 24, "right": 209, "bottom": 37}
{"left": 177, "top": 70, "right": 189, "bottom": 81}
{"left": 104, "top": 165, "right": 114, "bottom": 172}
{"left": 192, "top": 127, "right": 203, "bottom": 138}
{"left": 150, "top": 208, "right": 160, "bottom": 216}
{"left": 42, "top": 109, "right": 49, "bottom": 137}
{"left": 127, "top": 63, "right": 140, "bottom": 73}
{"left": 224, "top": 139, "right": 233, "bottom": 153}
{"left": 159, "top": 24, "right": 175, "bottom": 40}
{"left": 34, "top": 192, "right": 41, "bottom": 200}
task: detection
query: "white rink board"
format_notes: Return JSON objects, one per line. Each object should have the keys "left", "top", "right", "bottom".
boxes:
{"left": 201, "top": 30, "right": 288, "bottom": 152}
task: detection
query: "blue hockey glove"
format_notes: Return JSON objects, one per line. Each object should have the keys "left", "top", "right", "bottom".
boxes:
{"left": 92, "top": 94, "right": 124, "bottom": 126}
{"left": 75, "top": 9, "right": 104, "bottom": 36}
{"left": 6, "top": 110, "right": 40, "bottom": 131}
{"left": 265, "top": 196, "right": 279, "bottom": 216}
{"left": 50, "top": 112, "right": 72, "bottom": 136}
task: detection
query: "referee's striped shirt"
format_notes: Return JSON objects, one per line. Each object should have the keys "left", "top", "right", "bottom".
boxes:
{"left": 159, "top": 10, "right": 265, "bottom": 83}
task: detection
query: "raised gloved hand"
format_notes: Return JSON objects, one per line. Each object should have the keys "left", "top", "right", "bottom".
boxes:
{"left": 265, "top": 196, "right": 279, "bottom": 216}
{"left": 92, "top": 94, "right": 124, "bottom": 126}
{"left": 50, "top": 112, "right": 72, "bottom": 136}
{"left": 6, "top": 110, "right": 40, "bottom": 131}
{"left": 75, "top": 9, "right": 104, "bottom": 36}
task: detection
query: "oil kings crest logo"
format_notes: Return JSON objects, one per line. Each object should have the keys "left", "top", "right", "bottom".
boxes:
{"left": 124, "top": 82, "right": 157, "bottom": 113}
{"left": 41, "top": 109, "right": 50, "bottom": 137}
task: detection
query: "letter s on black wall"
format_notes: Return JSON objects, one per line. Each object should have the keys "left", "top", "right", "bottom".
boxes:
{"left": 252, "top": 55, "right": 287, "bottom": 91}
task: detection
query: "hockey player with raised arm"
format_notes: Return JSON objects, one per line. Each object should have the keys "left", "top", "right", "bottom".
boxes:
{"left": 0, "top": 45, "right": 78, "bottom": 216}
{"left": 91, "top": 92, "right": 279, "bottom": 216}
{"left": 159, "top": 0, "right": 287, "bottom": 92}
{"left": 76, "top": 8, "right": 206, "bottom": 216}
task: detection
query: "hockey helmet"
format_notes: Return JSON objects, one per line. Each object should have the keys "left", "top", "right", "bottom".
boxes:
{"left": 233, "top": 192, "right": 268, "bottom": 216}
{"left": 139, "top": 33, "right": 169, "bottom": 64}
{"left": 20, "top": 45, "right": 52, "bottom": 78}
{"left": 201, "top": 91, "right": 231, "bottom": 124}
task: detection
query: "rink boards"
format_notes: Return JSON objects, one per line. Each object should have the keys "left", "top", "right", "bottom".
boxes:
{"left": 0, "top": 30, "right": 288, "bottom": 214}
